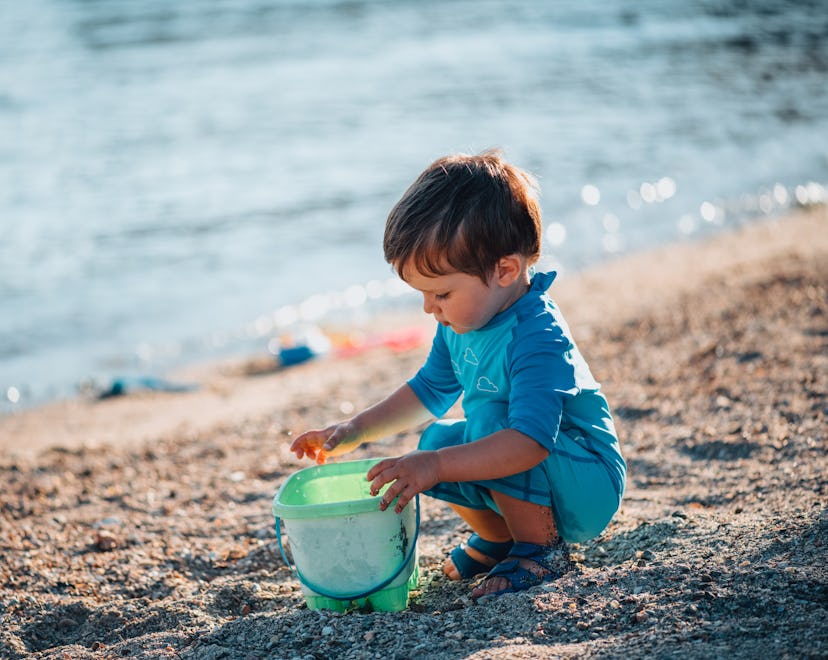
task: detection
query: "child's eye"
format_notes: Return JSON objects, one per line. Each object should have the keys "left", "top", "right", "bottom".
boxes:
{"left": 435, "top": 292, "right": 449, "bottom": 301}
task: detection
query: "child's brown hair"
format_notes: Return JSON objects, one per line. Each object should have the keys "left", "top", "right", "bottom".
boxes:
{"left": 383, "top": 150, "right": 542, "bottom": 283}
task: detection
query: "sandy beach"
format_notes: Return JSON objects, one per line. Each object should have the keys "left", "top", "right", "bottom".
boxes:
{"left": 1, "top": 206, "right": 825, "bottom": 659}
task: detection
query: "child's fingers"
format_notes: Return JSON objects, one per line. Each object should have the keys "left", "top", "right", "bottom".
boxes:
{"left": 365, "top": 458, "right": 396, "bottom": 488}
{"left": 289, "top": 432, "right": 314, "bottom": 453}
{"left": 373, "top": 476, "right": 416, "bottom": 513}
{"left": 393, "top": 489, "right": 414, "bottom": 514}
{"left": 376, "top": 477, "right": 404, "bottom": 511}
{"left": 290, "top": 429, "right": 329, "bottom": 459}
{"left": 368, "top": 460, "right": 410, "bottom": 509}
{"left": 322, "top": 427, "right": 344, "bottom": 451}
{"left": 366, "top": 458, "right": 395, "bottom": 483}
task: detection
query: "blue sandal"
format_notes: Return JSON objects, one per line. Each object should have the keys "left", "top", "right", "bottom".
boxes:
{"left": 449, "top": 534, "right": 514, "bottom": 579}
{"left": 474, "top": 540, "right": 574, "bottom": 599}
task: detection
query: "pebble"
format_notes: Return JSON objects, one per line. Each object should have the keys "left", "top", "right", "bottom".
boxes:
{"left": 321, "top": 626, "right": 334, "bottom": 636}
{"left": 363, "top": 631, "right": 376, "bottom": 642}
{"left": 94, "top": 530, "right": 119, "bottom": 552}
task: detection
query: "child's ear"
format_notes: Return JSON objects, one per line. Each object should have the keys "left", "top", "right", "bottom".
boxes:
{"left": 495, "top": 254, "right": 523, "bottom": 286}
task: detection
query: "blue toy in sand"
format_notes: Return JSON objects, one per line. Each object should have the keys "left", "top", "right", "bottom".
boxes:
{"left": 97, "top": 376, "right": 197, "bottom": 399}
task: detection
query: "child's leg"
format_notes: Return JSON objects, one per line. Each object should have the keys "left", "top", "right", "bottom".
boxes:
{"left": 446, "top": 502, "right": 512, "bottom": 542}
{"left": 472, "top": 490, "right": 563, "bottom": 599}
{"left": 442, "top": 503, "right": 511, "bottom": 580}
{"left": 490, "top": 490, "right": 558, "bottom": 546}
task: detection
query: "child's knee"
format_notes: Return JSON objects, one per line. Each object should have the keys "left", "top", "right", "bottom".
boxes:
{"left": 554, "top": 478, "right": 621, "bottom": 543}
{"left": 418, "top": 419, "right": 466, "bottom": 452}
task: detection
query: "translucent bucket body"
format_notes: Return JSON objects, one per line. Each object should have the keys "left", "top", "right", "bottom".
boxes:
{"left": 272, "top": 458, "right": 419, "bottom": 612}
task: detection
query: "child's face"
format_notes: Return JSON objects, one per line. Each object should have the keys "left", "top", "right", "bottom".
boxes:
{"left": 400, "top": 262, "right": 518, "bottom": 334}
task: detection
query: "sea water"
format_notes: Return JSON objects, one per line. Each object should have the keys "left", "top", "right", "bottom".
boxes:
{"left": 1, "top": 0, "right": 827, "bottom": 410}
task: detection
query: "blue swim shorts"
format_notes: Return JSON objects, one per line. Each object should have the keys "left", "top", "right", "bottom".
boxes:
{"left": 418, "top": 419, "right": 623, "bottom": 543}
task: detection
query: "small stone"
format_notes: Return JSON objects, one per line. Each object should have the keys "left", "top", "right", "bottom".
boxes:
{"left": 576, "top": 621, "right": 590, "bottom": 630}
{"left": 363, "top": 631, "right": 376, "bottom": 642}
{"left": 321, "top": 626, "right": 334, "bottom": 636}
{"left": 95, "top": 530, "right": 119, "bottom": 551}
{"left": 634, "top": 610, "right": 650, "bottom": 624}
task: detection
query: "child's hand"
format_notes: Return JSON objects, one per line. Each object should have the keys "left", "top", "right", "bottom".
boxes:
{"left": 366, "top": 450, "right": 441, "bottom": 514}
{"left": 290, "top": 420, "right": 360, "bottom": 464}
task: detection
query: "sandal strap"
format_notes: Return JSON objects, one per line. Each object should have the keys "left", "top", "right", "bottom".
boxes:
{"left": 450, "top": 534, "right": 514, "bottom": 579}
{"left": 507, "top": 541, "right": 563, "bottom": 573}
{"left": 466, "top": 534, "right": 514, "bottom": 558}
{"left": 476, "top": 540, "right": 573, "bottom": 599}
{"left": 485, "top": 559, "right": 543, "bottom": 591}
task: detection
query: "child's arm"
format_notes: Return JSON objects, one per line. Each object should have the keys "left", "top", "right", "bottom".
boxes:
{"left": 290, "top": 383, "right": 433, "bottom": 464}
{"left": 367, "top": 429, "right": 548, "bottom": 513}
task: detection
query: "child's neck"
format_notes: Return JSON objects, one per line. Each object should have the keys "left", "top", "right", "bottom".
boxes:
{"left": 496, "top": 271, "right": 531, "bottom": 314}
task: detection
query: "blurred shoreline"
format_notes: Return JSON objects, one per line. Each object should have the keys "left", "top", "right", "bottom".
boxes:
{"left": 4, "top": 1, "right": 828, "bottom": 412}
{"left": 1, "top": 204, "right": 824, "bottom": 459}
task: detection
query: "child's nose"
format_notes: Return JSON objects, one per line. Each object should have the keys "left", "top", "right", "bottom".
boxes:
{"left": 422, "top": 294, "right": 438, "bottom": 315}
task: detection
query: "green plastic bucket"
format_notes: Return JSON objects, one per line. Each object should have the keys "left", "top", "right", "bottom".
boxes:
{"left": 272, "top": 458, "right": 419, "bottom": 612}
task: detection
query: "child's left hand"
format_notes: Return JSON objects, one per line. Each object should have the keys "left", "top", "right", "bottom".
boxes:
{"left": 366, "top": 450, "right": 441, "bottom": 514}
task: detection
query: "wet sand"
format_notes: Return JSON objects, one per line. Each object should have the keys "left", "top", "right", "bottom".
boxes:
{"left": 0, "top": 206, "right": 825, "bottom": 659}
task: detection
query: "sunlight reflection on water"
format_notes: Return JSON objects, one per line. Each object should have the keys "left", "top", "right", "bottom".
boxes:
{"left": 1, "top": 0, "right": 827, "bottom": 409}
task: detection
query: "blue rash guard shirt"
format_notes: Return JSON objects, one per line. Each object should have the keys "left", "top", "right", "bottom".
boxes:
{"left": 408, "top": 270, "right": 626, "bottom": 542}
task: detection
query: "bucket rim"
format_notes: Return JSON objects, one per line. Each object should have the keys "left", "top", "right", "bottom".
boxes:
{"left": 272, "top": 457, "right": 398, "bottom": 520}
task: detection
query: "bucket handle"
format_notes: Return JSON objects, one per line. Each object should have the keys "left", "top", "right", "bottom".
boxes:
{"left": 275, "top": 495, "right": 420, "bottom": 603}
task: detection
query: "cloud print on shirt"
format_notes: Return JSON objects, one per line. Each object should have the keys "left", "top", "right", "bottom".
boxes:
{"left": 464, "top": 348, "right": 479, "bottom": 365}
{"left": 476, "top": 376, "right": 499, "bottom": 393}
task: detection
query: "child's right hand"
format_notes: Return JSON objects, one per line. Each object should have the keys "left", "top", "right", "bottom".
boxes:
{"left": 289, "top": 420, "right": 361, "bottom": 464}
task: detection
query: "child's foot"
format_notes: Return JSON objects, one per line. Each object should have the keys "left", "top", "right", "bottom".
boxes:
{"left": 471, "top": 539, "right": 573, "bottom": 599}
{"left": 443, "top": 534, "right": 514, "bottom": 581}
